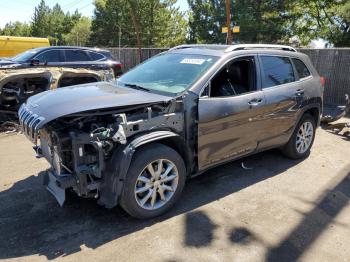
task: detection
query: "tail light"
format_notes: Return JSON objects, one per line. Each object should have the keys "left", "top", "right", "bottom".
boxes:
{"left": 320, "top": 76, "right": 326, "bottom": 87}
{"left": 113, "top": 63, "right": 123, "bottom": 77}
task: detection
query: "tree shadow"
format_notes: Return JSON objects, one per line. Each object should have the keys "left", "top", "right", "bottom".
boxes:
{"left": 184, "top": 211, "right": 217, "bottom": 247}
{"left": 266, "top": 164, "right": 350, "bottom": 262}
{"left": 0, "top": 149, "right": 303, "bottom": 260}
{"left": 229, "top": 227, "right": 256, "bottom": 245}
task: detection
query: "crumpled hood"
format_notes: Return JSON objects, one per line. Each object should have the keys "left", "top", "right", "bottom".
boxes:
{"left": 23, "top": 81, "right": 172, "bottom": 127}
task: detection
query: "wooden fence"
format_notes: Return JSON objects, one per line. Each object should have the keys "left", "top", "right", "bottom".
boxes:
{"left": 107, "top": 48, "right": 167, "bottom": 72}
{"left": 107, "top": 47, "right": 350, "bottom": 105}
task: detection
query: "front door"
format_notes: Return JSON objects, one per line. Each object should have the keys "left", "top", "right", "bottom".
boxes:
{"left": 197, "top": 56, "right": 267, "bottom": 170}
{"left": 33, "top": 50, "right": 64, "bottom": 67}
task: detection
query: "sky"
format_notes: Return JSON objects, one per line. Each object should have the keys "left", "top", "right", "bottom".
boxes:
{"left": 0, "top": 0, "right": 189, "bottom": 28}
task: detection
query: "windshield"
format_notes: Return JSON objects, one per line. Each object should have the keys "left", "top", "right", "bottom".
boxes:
{"left": 118, "top": 53, "right": 219, "bottom": 95}
{"left": 12, "top": 49, "right": 40, "bottom": 62}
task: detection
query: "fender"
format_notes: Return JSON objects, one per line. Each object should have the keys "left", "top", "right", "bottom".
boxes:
{"left": 297, "top": 101, "right": 322, "bottom": 126}
{"left": 289, "top": 101, "right": 322, "bottom": 138}
{"left": 97, "top": 130, "right": 179, "bottom": 208}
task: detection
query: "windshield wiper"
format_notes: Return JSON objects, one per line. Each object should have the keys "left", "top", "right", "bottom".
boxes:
{"left": 123, "top": 83, "right": 150, "bottom": 92}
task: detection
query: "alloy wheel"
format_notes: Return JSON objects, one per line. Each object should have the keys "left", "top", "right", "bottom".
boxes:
{"left": 296, "top": 121, "right": 314, "bottom": 154}
{"left": 134, "top": 159, "right": 179, "bottom": 210}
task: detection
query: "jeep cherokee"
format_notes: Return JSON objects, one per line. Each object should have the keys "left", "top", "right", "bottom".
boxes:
{"left": 19, "top": 44, "right": 324, "bottom": 219}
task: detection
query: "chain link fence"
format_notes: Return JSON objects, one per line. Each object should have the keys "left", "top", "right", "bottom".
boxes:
{"left": 299, "top": 49, "right": 350, "bottom": 105}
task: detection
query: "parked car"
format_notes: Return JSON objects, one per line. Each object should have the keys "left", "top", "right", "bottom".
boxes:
{"left": 0, "top": 67, "right": 114, "bottom": 114}
{"left": 0, "top": 46, "right": 122, "bottom": 77}
{"left": 19, "top": 44, "right": 324, "bottom": 219}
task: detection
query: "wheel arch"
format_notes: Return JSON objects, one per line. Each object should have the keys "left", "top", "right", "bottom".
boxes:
{"left": 284, "top": 102, "right": 321, "bottom": 145}
{"left": 98, "top": 130, "right": 190, "bottom": 208}
{"left": 304, "top": 106, "right": 320, "bottom": 126}
{"left": 297, "top": 102, "right": 321, "bottom": 128}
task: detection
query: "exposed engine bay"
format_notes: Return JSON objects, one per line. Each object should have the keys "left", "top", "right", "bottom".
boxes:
{"left": 30, "top": 102, "right": 185, "bottom": 207}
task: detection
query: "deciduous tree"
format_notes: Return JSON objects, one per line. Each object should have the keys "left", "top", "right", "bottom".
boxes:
{"left": 286, "top": 0, "right": 350, "bottom": 47}
{"left": 187, "top": 0, "right": 289, "bottom": 44}
{"left": 0, "top": 22, "right": 31, "bottom": 36}
{"left": 64, "top": 17, "right": 92, "bottom": 46}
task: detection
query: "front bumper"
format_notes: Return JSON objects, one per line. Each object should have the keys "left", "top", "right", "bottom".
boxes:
{"left": 43, "top": 170, "right": 76, "bottom": 206}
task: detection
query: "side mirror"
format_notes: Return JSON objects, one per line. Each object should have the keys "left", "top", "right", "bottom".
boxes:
{"left": 30, "top": 59, "right": 40, "bottom": 66}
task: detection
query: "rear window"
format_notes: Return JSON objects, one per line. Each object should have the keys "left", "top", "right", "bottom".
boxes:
{"left": 64, "top": 50, "right": 91, "bottom": 62}
{"left": 89, "top": 51, "right": 104, "bottom": 61}
{"left": 292, "top": 58, "right": 311, "bottom": 79}
{"left": 261, "top": 56, "right": 295, "bottom": 88}
{"left": 101, "top": 51, "right": 113, "bottom": 59}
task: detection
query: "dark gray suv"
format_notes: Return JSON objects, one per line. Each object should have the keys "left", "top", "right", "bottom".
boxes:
{"left": 19, "top": 44, "right": 324, "bottom": 219}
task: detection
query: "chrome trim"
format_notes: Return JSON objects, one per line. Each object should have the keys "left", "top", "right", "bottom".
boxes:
{"left": 18, "top": 104, "right": 45, "bottom": 144}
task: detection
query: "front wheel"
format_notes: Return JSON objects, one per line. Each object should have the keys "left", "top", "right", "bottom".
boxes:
{"left": 120, "top": 143, "right": 186, "bottom": 219}
{"left": 282, "top": 113, "right": 316, "bottom": 159}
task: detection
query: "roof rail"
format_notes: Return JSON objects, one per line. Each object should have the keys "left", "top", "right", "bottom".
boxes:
{"left": 168, "top": 45, "right": 196, "bottom": 51}
{"left": 168, "top": 44, "right": 228, "bottom": 51}
{"left": 225, "top": 44, "right": 297, "bottom": 53}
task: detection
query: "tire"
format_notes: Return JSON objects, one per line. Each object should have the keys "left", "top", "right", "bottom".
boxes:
{"left": 282, "top": 113, "right": 316, "bottom": 159}
{"left": 120, "top": 143, "right": 186, "bottom": 219}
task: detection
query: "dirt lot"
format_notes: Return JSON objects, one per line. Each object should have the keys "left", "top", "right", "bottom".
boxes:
{"left": 0, "top": 123, "right": 349, "bottom": 262}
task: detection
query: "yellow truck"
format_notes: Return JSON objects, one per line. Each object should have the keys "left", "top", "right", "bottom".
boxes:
{"left": 0, "top": 36, "right": 50, "bottom": 57}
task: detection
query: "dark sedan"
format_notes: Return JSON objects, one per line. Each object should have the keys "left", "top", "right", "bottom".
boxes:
{"left": 0, "top": 46, "right": 122, "bottom": 77}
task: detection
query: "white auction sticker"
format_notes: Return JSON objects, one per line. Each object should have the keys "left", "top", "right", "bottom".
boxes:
{"left": 180, "top": 58, "right": 206, "bottom": 65}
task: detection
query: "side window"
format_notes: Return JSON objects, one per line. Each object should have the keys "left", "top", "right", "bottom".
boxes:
{"left": 209, "top": 56, "right": 257, "bottom": 97}
{"left": 35, "top": 50, "right": 61, "bottom": 63}
{"left": 292, "top": 58, "right": 311, "bottom": 79}
{"left": 89, "top": 51, "right": 104, "bottom": 61}
{"left": 64, "top": 50, "right": 90, "bottom": 62}
{"left": 261, "top": 56, "right": 295, "bottom": 88}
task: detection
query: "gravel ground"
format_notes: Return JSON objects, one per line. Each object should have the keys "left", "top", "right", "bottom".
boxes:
{"left": 0, "top": 123, "right": 349, "bottom": 262}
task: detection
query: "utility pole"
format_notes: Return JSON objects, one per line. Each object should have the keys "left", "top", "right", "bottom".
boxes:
{"left": 226, "top": 0, "right": 232, "bottom": 45}
{"left": 118, "top": 25, "right": 121, "bottom": 60}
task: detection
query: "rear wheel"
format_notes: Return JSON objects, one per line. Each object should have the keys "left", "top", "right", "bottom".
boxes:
{"left": 120, "top": 143, "right": 186, "bottom": 219}
{"left": 282, "top": 114, "right": 316, "bottom": 159}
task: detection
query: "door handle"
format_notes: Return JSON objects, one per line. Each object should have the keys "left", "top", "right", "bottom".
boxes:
{"left": 295, "top": 89, "right": 305, "bottom": 96}
{"left": 248, "top": 98, "right": 263, "bottom": 106}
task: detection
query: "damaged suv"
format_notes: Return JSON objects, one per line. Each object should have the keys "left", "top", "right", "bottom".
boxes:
{"left": 19, "top": 44, "right": 324, "bottom": 219}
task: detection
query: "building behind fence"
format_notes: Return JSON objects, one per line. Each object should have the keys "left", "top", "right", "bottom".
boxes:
{"left": 107, "top": 47, "right": 350, "bottom": 105}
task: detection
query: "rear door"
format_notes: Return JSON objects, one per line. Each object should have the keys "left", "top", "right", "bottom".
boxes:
{"left": 257, "top": 55, "right": 305, "bottom": 149}
{"left": 63, "top": 49, "right": 108, "bottom": 70}
{"left": 63, "top": 49, "right": 93, "bottom": 68}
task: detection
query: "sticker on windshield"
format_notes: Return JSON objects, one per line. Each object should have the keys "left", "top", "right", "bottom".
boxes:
{"left": 180, "top": 58, "right": 206, "bottom": 65}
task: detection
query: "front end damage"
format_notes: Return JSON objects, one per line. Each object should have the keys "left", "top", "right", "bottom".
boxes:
{"left": 19, "top": 100, "right": 187, "bottom": 207}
